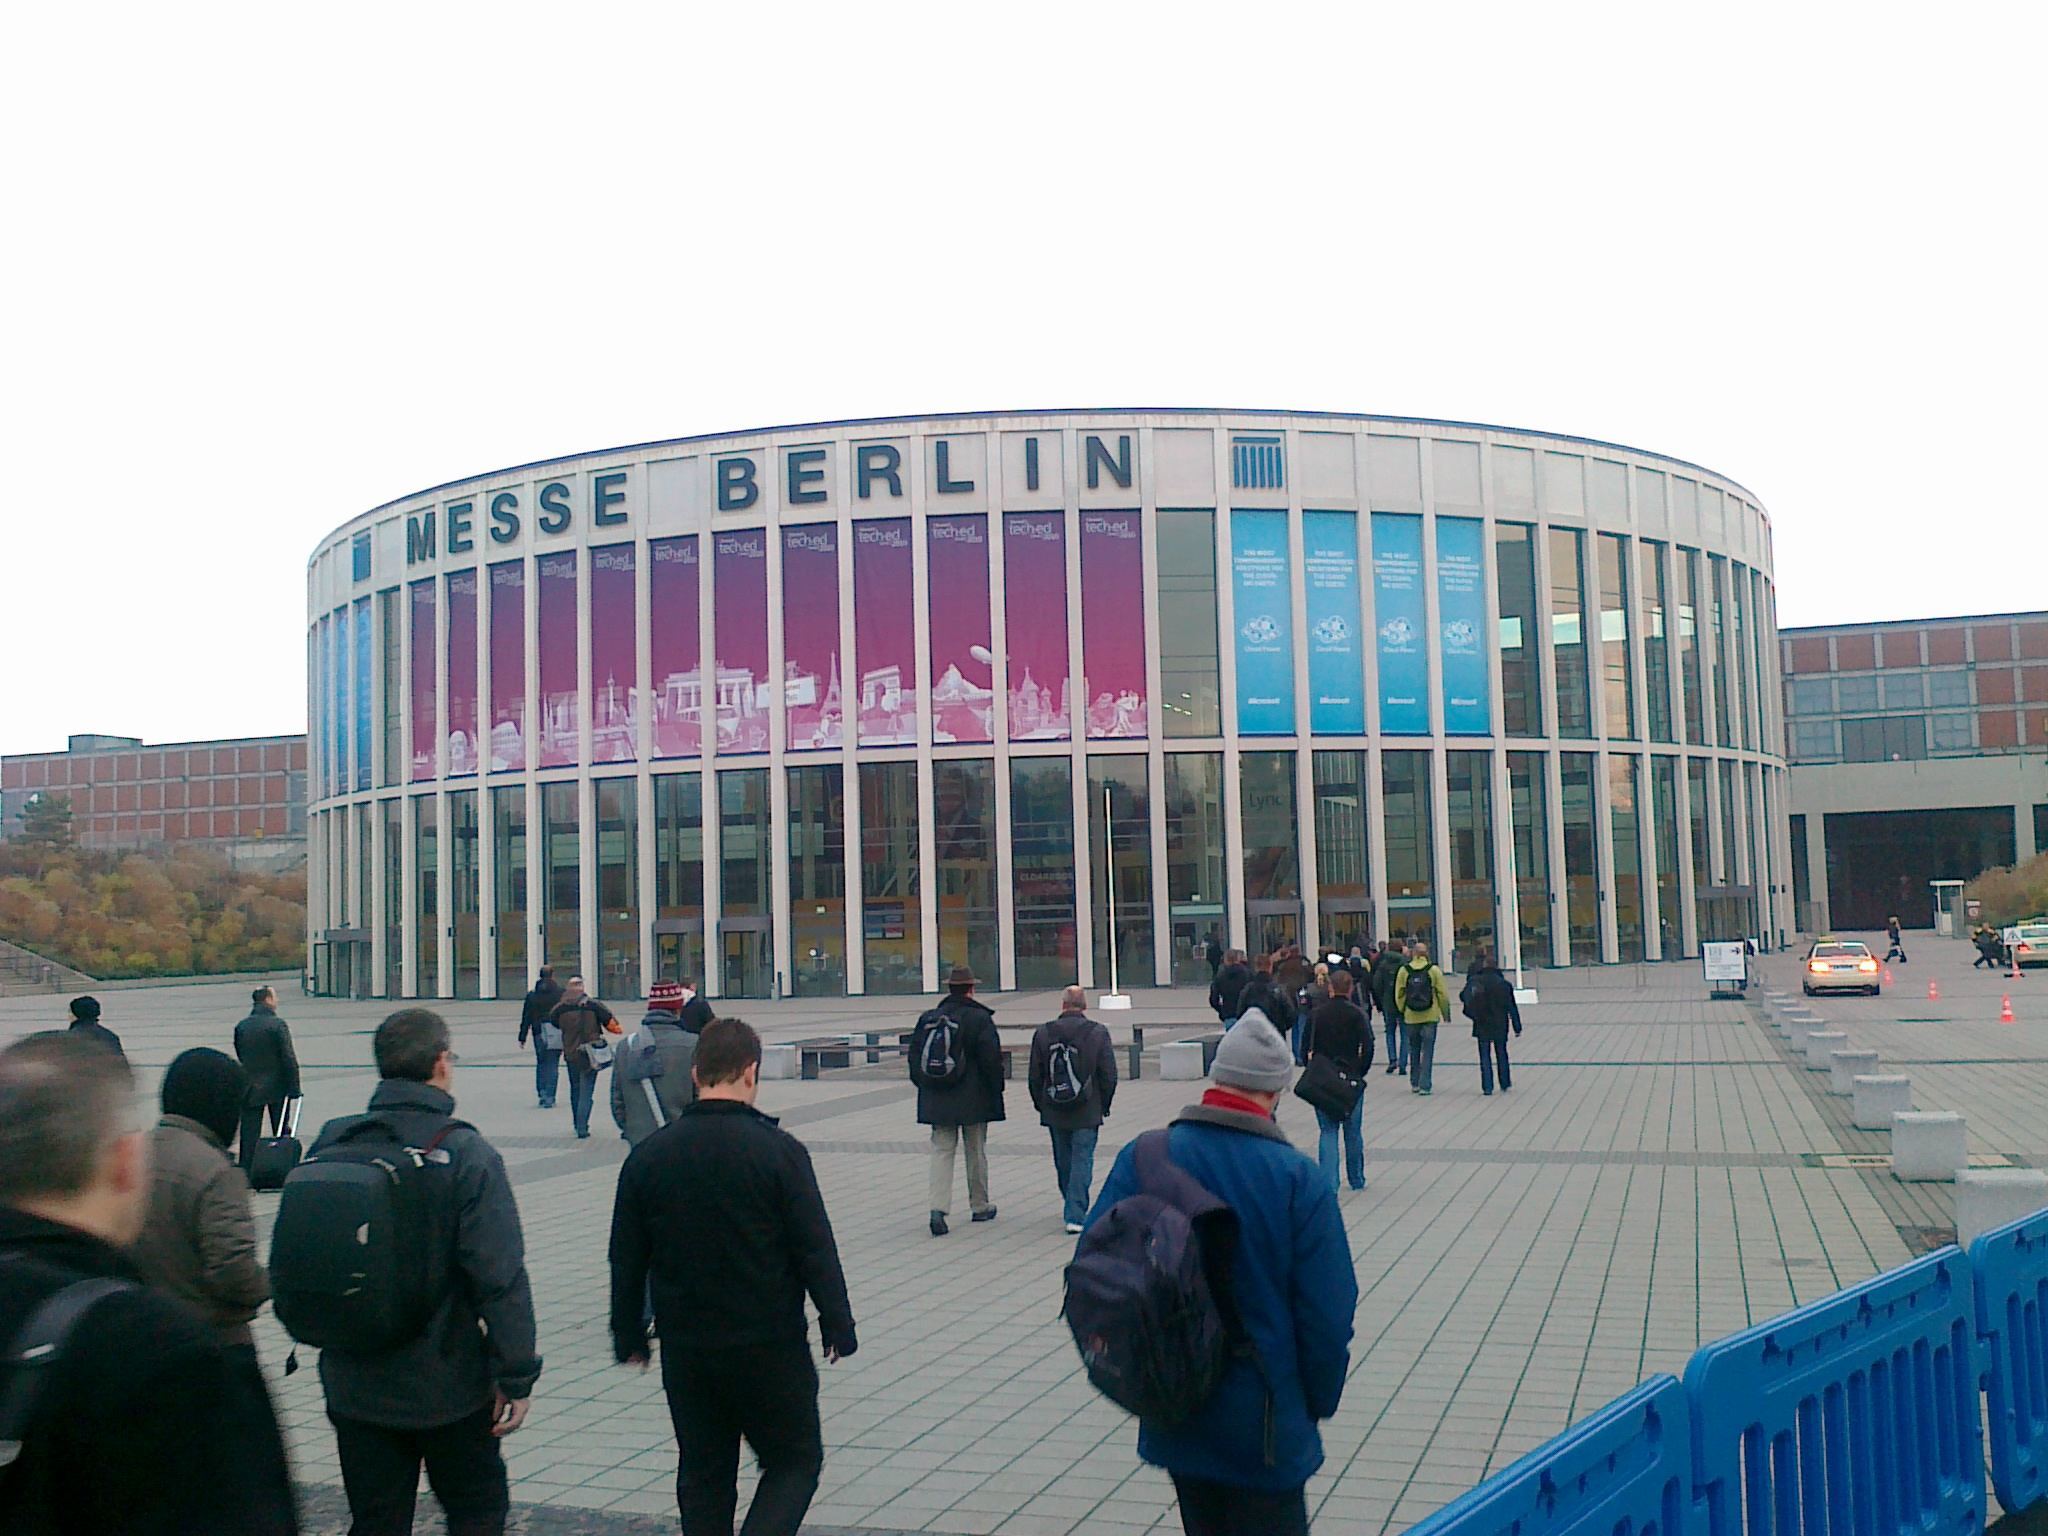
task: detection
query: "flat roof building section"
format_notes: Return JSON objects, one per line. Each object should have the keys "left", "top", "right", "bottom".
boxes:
{"left": 307, "top": 409, "right": 1792, "bottom": 1003}
{"left": 0, "top": 733, "right": 309, "bottom": 871}
{"left": 1778, "top": 610, "right": 2048, "bottom": 934}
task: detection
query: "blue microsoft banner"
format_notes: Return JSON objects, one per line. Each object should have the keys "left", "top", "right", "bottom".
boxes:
{"left": 353, "top": 597, "right": 373, "bottom": 790}
{"left": 1302, "top": 511, "right": 1365, "bottom": 734}
{"left": 330, "top": 605, "right": 349, "bottom": 793}
{"left": 1436, "top": 516, "right": 1491, "bottom": 734}
{"left": 1371, "top": 513, "right": 1429, "bottom": 734}
{"left": 1230, "top": 510, "right": 1295, "bottom": 735}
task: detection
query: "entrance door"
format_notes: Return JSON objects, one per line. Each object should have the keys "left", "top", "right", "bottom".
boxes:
{"left": 1246, "top": 899, "right": 1301, "bottom": 958}
{"left": 315, "top": 931, "right": 372, "bottom": 998}
{"left": 1169, "top": 907, "right": 1224, "bottom": 986}
{"left": 719, "top": 918, "right": 774, "bottom": 998}
{"left": 653, "top": 919, "right": 706, "bottom": 989}
{"left": 1318, "top": 898, "right": 1375, "bottom": 960}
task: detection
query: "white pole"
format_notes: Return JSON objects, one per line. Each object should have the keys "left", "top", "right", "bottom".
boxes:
{"left": 1105, "top": 782, "right": 1119, "bottom": 996}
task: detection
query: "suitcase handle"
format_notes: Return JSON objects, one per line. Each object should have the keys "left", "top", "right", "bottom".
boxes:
{"left": 282, "top": 1096, "right": 303, "bottom": 1139}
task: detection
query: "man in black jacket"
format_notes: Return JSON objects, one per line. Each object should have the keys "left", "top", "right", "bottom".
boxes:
{"left": 515, "top": 966, "right": 565, "bottom": 1108}
{"left": 1232, "top": 954, "right": 1296, "bottom": 1041}
{"left": 1208, "top": 948, "right": 1251, "bottom": 1024}
{"left": 0, "top": 1032, "right": 295, "bottom": 1535}
{"left": 306, "top": 1009, "right": 542, "bottom": 1536}
{"left": 233, "top": 985, "right": 301, "bottom": 1169}
{"left": 912, "top": 965, "right": 1005, "bottom": 1236}
{"left": 1027, "top": 986, "right": 1118, "bottom": 1233}
{"left": 66, "top": 995, "right": 124, "bottom": 1058}
{"left": 674, "top": 974, "right": 715, "bottom": 1034}
{"left": 1371, "top": 941, "right": 1407, "bottom": 1075}
{"left": 1459, "top": 947, "right": 1524, "bottom": 1096}
{"left": 610, "top": 1018, "right": 856, "bottom": 1536}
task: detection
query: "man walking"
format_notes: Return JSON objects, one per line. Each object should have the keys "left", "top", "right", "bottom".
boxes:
{"left": 1232, "top": 954, "right": 1295, "bottom": 1043}
{"left": 1885, "top": 915, "right": 1909, "bottom": 964}
{"left": 67, "top": 993, "right": 124, "bottom": 1057}
{"left": 288, "top": 1009, "right": 542, "bottom": 1536}
{"left": 1372, "top": 940, "right": 1407, "bottom": 1076}
{"left": 610, "top": 1018, "right": 857, "bottom": 1536}
{"left": 234, "top": 984, "right": 301, "bottom": 1170}
{"left": 1208, "top": 947, "right": 1251, "bottom": 1025}
{"left": 1028, "top": 986, "right": 1118, "bottom": 1233}
{"left": 1304, "top": 969, "right": 1373, "bottom": 1191}
{"left": 549, "top": 977, "right": 617, "bottom": 1139}
{"left": 1396, "top": 941, "right": 1451, "bottom": 1096}
{"left": 516, "top": 965, "right": 565, "bottom": 1108}
{"left": 1084, "top": 1015, "right": 1356, "bottom": 1535}
{"left": 911, "top": 965, "right": 1004, "bottom": 1235}
{"left": 612, "top": 978, "right": 699, "bottom": 1146}
{"left": 1459, "top": 947, "right": 1523, "bottom": 1096}
{"left": 0, "top": 1033, "right": 295, "bottom": 1534}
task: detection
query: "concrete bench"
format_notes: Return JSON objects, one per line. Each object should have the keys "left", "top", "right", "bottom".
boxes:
{"left": 1160, "top": 1041, "right": 1207, "bottom": 1080}
{"left": 1892, "top": 1112, "right": 1967, "bottom": 1182}
{"left": 1804, "top": 1030, "right": 1847, "bottom": 1070}
{"left": 1957, "top": 1168, "right": 2048, "bottom": 1246}
{"left": 1828, "top": 1049, "right": 1879, "bottom": 1097}
{"left": 760, "top": 1044, "right": 799, "bottom": 1080}
{"left": 1852, "top": 1075, "right": 1912, "bottom": 1130}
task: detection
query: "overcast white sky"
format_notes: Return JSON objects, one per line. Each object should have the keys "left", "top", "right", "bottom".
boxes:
{"left": 3, "top": 4, "right": 2042, "bottom": 756}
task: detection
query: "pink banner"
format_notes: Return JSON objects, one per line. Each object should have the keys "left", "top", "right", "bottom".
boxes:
{"left": 929, "top": 515, "right": 993, "bottom": 744}
{"left": 488, "top": 561, "right": 525, "bottom": 771}
{"left": 536, "top": 551, "right": 578, "bottom": 768}
{"left": 1003, "top": 513, "right": 1070, "bottom": 740}
{"left": 782, "top": 525, "right": 841, "bottom": 750}
{"left": 649, "top": 536, "right": 699, "bottom": 758}
{"left": 590, "top": 543, "right": 637, "bottom": 763}
{"left": 409, "top": 579, "right": 435, "bottom": 781}
{"left": 854, "top": 518, "right": 917, "bottom": 746}
{"left": 445, "top": 570, "right": 479, "bottom": 777}
{"left": 713, "top": 530, "right": 770, "bottom": 753}
{"left": 1080, "top": 511, "right": 1148, "bottom": 739}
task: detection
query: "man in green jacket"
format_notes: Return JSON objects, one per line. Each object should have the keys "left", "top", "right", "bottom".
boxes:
{"left": 1395, "top": 942, "right": 1451, "bottom": 1096}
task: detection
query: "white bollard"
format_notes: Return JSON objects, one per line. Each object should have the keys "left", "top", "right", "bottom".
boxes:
{"left": 1956, "top": 1169, "right": 2048, "bottom": 1247}
{"left": 759, "top": 1044, "right": 799, "bottom": 1081}
{"left": 1828, "top": 1049, "right": 1878, "bottom": 1096}
{"left": 1160, "top": 1041, "right": 1207, "bottom": 1081}
{"left": 1788, "top": 1018, "right": 1823, "bottom": 1048}
{"left": 1891, "top": 1112, "right": 1968, "bottom": 1183}
{"left": 1804, "top": 1030, "right": 1848, "bottom": 1070}
{"left": 1852, "top": 1075, "right": 1913, "bottom": 1130}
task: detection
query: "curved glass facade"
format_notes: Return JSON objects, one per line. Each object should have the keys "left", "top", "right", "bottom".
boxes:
{"left": 304, "top": 411, "right": 1789, "bottom": 1000}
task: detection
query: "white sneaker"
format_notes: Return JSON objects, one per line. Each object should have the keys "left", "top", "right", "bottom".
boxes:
{"left": 1064, "top": 1222, "right": 1084, "bottom": 1235}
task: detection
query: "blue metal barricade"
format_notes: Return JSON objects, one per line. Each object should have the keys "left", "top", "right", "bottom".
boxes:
{"left": 1684, "top": 1246, "right": 1983, "bottom": 1536}
{"left": 1972, "top": 1208, "right": 2048, "bottom": 1515}
{"left": 1403, "top": 1375, "right": 1699, "bottom": 1536}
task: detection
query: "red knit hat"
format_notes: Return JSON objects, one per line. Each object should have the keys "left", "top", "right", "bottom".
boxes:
{"left": 649, "top": 980, "right": 687, "bottom": 1009}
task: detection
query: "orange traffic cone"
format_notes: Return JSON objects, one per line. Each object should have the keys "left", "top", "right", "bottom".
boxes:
{"left": 1929, "top": 979, "right": 1940, "bottom": 1002}
{"left": 2001, "top": 995, "right": 2016, "bottom": 1024}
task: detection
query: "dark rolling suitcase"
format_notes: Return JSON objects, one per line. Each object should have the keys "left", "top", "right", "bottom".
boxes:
{"left": 248, "top": 1097, "right": 304, "bottom": 1192}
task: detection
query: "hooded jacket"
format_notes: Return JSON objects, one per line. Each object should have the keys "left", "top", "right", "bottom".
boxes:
{"left": 1027, "top": 1010, "right": 1118, "bottom": 1131}
{"left": 1208, "top": 960, "right": 1252, "bottom": 1020}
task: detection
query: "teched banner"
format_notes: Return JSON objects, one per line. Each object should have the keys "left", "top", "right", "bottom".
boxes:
{"left": 853, "top": 518, "right": 918, "bottom": 746}
{"left": 713, "top": 530, "right": 770, "bottom": 753}
{"left": 1079, "top": 511, "right": 1147, "bottom": 738}
{"left": 1003, "top": 513, "right": 1069, "bottom": 740}
{"left": 488, "top": 561, "right": 525, "bottom": 771}
{"left": 589, "top": 544, "right": 636, "bottom": 762}
{"left": 928, "top": 515, "right": 993, "bottom": 745}
{"left": 1302, "top": 511, "right": 1365, "bottom": 735}
{"left": 1436, "top": 516, "right": 1491, "bottom": 735}
{"left": 445, "top": 570, "right": 479, "bottom": 776}
{"left": 1230, "top": 510, "right": 1294, "bottom": 735}
{"left": 409, "top": 579, "right": 435, "bottom": 780}
{"left": 536, "top": 551, "right": 578, "bottom": 768}
{"left": 648, "top": 536, "right": 699, "bottom": 758}
{"left": 1371, "top": 513, "right": 1428, "bottom": 735}
{"left": 781, "top": 525, "right": 841, "bottom": 750}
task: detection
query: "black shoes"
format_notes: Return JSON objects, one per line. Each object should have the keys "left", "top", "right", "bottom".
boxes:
{"left": 930, "top": 1211, "right": 949, "bottom": 1237}
{"left": 972, "top": 1206, "right": 999, "bottom": 1223}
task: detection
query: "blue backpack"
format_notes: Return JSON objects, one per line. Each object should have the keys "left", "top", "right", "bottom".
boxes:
{"left": 1061, "top": 1130, "right": 1267, "bottom": 1438}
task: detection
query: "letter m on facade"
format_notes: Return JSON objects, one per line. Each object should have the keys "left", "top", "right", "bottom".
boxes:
{"left": 1232, "top": 435, "right": 1284, "bottom": 491}
{"left": 405, "top": 511, "right": 436, "bottom": 565}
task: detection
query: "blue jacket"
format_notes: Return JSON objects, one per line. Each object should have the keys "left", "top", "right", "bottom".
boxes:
{"left": 1085, "top": 1102, "right": 1356, "bottom": 1491}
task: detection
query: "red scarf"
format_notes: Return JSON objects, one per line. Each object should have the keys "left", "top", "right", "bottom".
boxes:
{"left": 1200, "top": 1086, "right": 1273, "bottom": 1118}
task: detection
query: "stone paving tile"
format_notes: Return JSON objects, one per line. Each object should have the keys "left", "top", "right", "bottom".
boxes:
{"left": 3, "top": 939, "right": 2033, "bottom": 1533}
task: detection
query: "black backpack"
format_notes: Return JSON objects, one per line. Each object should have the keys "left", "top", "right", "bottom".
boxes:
{"left": 1402, "top": 963, "right": 1436, "bottom": 1014}
{"left": 1044, "top": 1040, "right": 1086, "bottom": 1106}
{"left": 1062, "top": 1131, "right": 1268, "bottom": 1440}
{"left": 268, "top": 1114, "right": 468, "bottom": 1354}
{"left": 0, "top": 1261, "right": 134, "bottom": 1489}
{"left": 911, "top": 1009, "right": 969, "bottom": 1088}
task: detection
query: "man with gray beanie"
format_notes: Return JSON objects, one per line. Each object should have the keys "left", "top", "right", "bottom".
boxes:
{"left": 1082, "top": 1009, "right": 1356, "bottom": 1535}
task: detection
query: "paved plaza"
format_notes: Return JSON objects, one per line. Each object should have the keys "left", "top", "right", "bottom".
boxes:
{"left": 5, "top": 933, "right": 2044, "bottom": 1534}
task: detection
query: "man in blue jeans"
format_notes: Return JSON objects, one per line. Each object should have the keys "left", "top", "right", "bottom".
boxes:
{"left": 516, "top": 966, "right": 564, "bottom": 1108}
{"left": 1028, "top": 986, "right": 1117, "bottom": 1234}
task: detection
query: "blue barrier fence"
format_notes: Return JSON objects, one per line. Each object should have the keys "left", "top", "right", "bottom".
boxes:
{"left": 1974, "top": 1208, "right": 2048, "bottom": 1514}
{"left": 1410, "top": 1217, "right": 2048, "bottom": 1536}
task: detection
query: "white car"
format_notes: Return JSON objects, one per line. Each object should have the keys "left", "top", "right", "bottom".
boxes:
{"left": 2015, "top": 922, "right": 2048, "bottom": 969}
{"left": 1803, "top": 939, "right": 1881, "bottom": 996}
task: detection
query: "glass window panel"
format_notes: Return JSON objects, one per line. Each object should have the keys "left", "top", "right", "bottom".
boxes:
{"left": 1506, "top": 752, "right": 1552, "bottom": 965}
{"left": 1560, "top": 753, "right": 1599, "bottom": 963}
{"left": 1718, "top": 762, "right": 1740, "bottom": 883}
{"left": 1884, "top": 674, "right": 1926, "bottom": 709}
{"left": 1381, "top": 749, "right": 1435, "bottom": 948}
{"left": 1677, "top": 549, "right": 1705, "bottom": 743}
{"left": 1836, "top": 676, "right": 1879, "bottom": 711}
{"left": 1312, "top": 750, "right": 1370, "bottom": 899}
{"left": 1164, "top": 752, "right": 1226, "bottom": 985}
{"left": 1011, "top": 758, "right": 1077, "bottom": 988}
{"left": 595, "top": 779, "right": 638, "bottom": 1000}
{"left": 1651, "top": 756, "right": 1681, "bottom": 957}
{"left": 414, "top": 796, "right": 438, "bottom": 991}
{"left": 1610, "top": 756, "right": 1644, "bottom": 961}
{"left": 719, "top": 768, "right": 771, "bottom": 917}
{"left": 1549, "top": 529, "right": 1592, "bottom": 737}
{"left": 1792, "top": 721, "right": 1837, "bottom": 760}
{"left": 1088, "top": 757, "right": 1155, "bottom": 988}
{"left": 1929, "top": 670, "right": 1972, "bottom": 707}
{"left": 933, "top": 760, "right": 999, "bottom": 988}
{"left": 1706, "top": 555, "right": 1733, "bottom": 747}
{"left": 1240, "top": 751, "right": 1299, "bottom": 902}
{"left": 1687, "top": 758, "right": 1711, "bottom": 898}
{"left": 541, "top": 782, "right": 579, "bottom": 977}
{"left": 1930, "top": 713, "right": 1974, "bottom": 751}
{"left": 1446, "top": 751, "right": 1495, "bottom": 968}
{"left": 450, "top": 789, "right": 480, "bottom": 998}
{"left": 1789, "top": 679, "right": 1833, "bottom": 715}
{"left": 859, "top": 762, "right": 922, "bottom": 995}
{"left": 1494, "top": 523, "right": 1542, "bottom": 736}
{"left": 1598, "top": 534, "right": 1636, "bottom": 739}
{"left": 788, "top": 764, "right": 846, "bottom": 997}
{"left": 1640, "top": 541, "right": 1672, "bottom": 743}
{"left": 1730, "top": 566, "right": 1755, "bottom": 749}
{"left": 492, "top": 786, "right": 527, "bottom": 997}
{"left": 382, "top": 799, "right": 403, "bottom": 997}
{"left": 1157, "top": 509, "right": 1221, "bottom": 736}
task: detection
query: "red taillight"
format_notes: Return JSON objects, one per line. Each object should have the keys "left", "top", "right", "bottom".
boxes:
{"left": 1808, "top": 959, "right": 1828, "bottom": 972}
{"left": 1857, "top": 959, "right": 1878, "bottom": 972}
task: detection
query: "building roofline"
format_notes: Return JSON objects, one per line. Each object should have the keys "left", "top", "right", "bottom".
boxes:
{"left": 1780, "top": 608, "right": 2048, "bottom": 636}
{"left": 2, "top": 732, "right": 305, "bottom": 762}
{"left": 325, "top": 407, "right": 1767, "bottom": 541}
